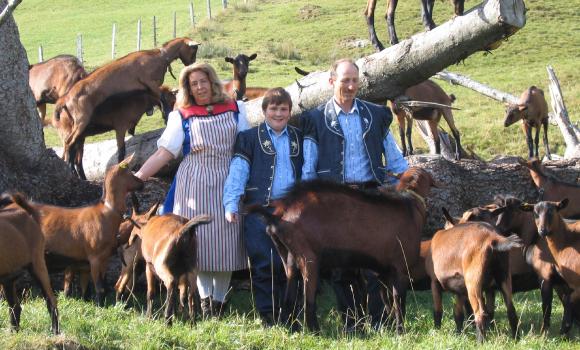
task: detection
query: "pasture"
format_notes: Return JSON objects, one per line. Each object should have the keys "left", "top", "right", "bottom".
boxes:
{"left": 5, "top": 0, "right": 580, "bottom": 348}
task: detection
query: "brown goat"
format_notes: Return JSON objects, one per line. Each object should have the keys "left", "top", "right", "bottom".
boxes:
{"left": 55, "top": 37, "right": 199, "bottom": 171}
{"left": 390, "top": 79, "right": 462, "bottom": 160}
{"left": 0, "top": 193, "right": 59, "bottom": 334}
{"left": 114, "top": 202, "right": 159, "bottom": 302}
{"left": 29, "top": 54, "right": 87, "bottom": 124}
{"left": 33, "top": 155, "right": 144, "bottom": 305}
{"left": 364, "top": 0, "right": 466, "bottom": 50}
{"left": 427, "top": 218, "right": 521, "bottom": 342}
{"left": 527, "top": 199, "right": 580, "bottom": 335}
{"left": 250, "top": 167, "right": 437, "bottom": 333}
{"left": 505, "top": 86, "right": 551, "bottom": 160}
{"left": 54, "top": 85, "right": 177, "bottom": 180}
{"left": 223, "top": 53, "right": 258, "bottom": 100}
{"left": 519, "top": 158, "right": 580, "bottom": 218}
{"left": 129, "top": 213, "right": 212, "bottom": 324}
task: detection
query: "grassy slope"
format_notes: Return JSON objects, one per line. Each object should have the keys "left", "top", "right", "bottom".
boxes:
{"left": 6, "top": 0, "right": 580, "bottom": 348}
{"left": 15, "top": 0, "right": 580, "bottom": 159}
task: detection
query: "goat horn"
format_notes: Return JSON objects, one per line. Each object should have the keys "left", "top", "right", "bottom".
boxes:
{"left": 187, "top": 41, "right": 201, "bottom": 47}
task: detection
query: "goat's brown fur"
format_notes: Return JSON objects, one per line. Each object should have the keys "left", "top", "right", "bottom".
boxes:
{"left": 55, "top": 38, "right": 199, "bottom": 172}
{"left": 29, "top": 55, "right": 87, "bottom": 124}
{"left": 130, "top": 213, "right": 211, "bottom": 324}
{"left": 0, "top": 193, "right": 59, "bottom": 334}
{"left": 519, "top": 158, "right": 580, "bottom": 218}
{"left": 427, "top": 220, "right": 521, "bottom": 342}
{"left": 32, "top": 155, "right": 144, "bottom": 305}
{"left": 390, "top": 79, "right": 462, "bottom": 160}
{"left": 54, "top": 85, "right": 177, "bottom": 180}
{"left": 505, "top": 87, "right": 551, "bottom": 160}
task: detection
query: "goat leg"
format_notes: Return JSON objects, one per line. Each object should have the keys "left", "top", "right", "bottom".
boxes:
{"left": 542, "top": 119, "right": 551, "bottom": 160}
{"left": 385, "top": 0, "right": 399, "bottom": 46}
{"left": 406, "top": 118, "right": 414, "bottom": 156}
{"left": 29, "top": 262, "right": 60, "bottom": 334}
{"left": 3, "top": 281, "right": 21, "bottom": 332}
{"left": 523, "top": 122, "right": 534, "bottom": 159}
{"left": 453, "top": 294, "right": 466, "bottom": 334}
{"left": 534, "top": 126, "right": 541, "bottom": 159}
{"left": 499, "top": 278, "right": 519, "bottom": 339}
{"left": 145, "top": 263, "right": 156, "bottom": 318}
{"left": 164, "top": 279, "right": 177, "bottom": 325}
{"left": 560, "top": 292, "right": 573, "bottom": 336}
{"left": 420, "top": 0, "right": 436, "bottom": 30}
{"left": 302, "top": 260, "right": 320, "bottom": 333}
{"left": 364, "top": 0, "right": 385, "bottom": 51}
{"left": 540, "top": 279, "right": 553, "bottom": 334}
{"left": 431, "top": 279, "right": 443, "bottom": 329}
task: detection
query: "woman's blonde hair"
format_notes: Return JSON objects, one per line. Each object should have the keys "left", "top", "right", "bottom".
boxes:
{"left": 175, "top": 62, "right": 229, "bottom": 108}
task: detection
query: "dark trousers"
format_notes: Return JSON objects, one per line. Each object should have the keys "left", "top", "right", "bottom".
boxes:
{"left": 332, "top": 269, "right": 388, "bottom": 329}
{"left": 244, "top": 211, "right": 286, "bottom": 320}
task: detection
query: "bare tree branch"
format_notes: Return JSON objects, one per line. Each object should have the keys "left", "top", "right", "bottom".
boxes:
{"left": 547, "top": 65, "right": 580, "bottom": 158}
{"left": 435, "top": 70, "right": 519, "bottom": 105}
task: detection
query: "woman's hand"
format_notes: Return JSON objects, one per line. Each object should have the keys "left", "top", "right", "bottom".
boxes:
{"left": 225, "top": 211, "right": 238, "bottom": 223}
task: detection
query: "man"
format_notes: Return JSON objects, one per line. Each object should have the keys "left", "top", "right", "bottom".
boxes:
{"left": 301, "top": 58, "right": 408, "bottom": 330}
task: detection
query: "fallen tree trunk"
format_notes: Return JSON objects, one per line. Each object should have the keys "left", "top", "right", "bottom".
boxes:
{"left": 435, "top": 70, "right": 519, "bottom": 104}
{"left": 547, "top": 65, "right": 580, "bottom": 159}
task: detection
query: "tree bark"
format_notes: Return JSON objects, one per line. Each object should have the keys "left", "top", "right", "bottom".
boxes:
{"left": 407, "top": 155, "right": 580, "bottom": 236}
{"left": 0, "top": 0, "right": 100, "bottom": 204}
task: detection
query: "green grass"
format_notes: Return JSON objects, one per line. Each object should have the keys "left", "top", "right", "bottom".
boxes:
{"left": 14, "top": 0, "right": 579, "bottom": 158}
{"left": 1, "top": 285, "right": 579, "bottom": 349}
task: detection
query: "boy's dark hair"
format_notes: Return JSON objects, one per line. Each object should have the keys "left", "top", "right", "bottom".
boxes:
{"left": 261, "top": 87, "right": 292, "bottom": 112}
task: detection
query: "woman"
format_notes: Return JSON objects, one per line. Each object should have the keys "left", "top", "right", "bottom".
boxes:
{"left": 135, "top": 62, "right": 249, "bottom": 317}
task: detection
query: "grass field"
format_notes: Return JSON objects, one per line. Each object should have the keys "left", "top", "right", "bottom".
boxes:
{"left": 14, "top": 0, "right": 580, "bottom": 159}
{"left": 7, "top": 0, "right": 580, "bottom": 348}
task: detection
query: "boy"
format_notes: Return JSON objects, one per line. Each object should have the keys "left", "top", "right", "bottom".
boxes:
{"left": 223, "top": 87, "right": 303, "bottom": 326}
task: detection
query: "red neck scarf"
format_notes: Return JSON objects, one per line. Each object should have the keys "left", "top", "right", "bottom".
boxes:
{"left": 179, "top": 100, "right": 238, "bottom": 119}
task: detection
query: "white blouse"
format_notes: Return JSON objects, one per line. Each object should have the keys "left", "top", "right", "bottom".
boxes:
{"left": 157, "top": 100, "right": 250, "bottom": 158}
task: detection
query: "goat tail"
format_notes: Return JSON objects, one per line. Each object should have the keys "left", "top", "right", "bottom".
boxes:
{"left": 244, "top": 204, "right": 280, "bottom": 226}
{"left": 449, "top": 94, "right": 456, "bottom": 104}
{"left": 0, "top": 192, "right": 41, "bottom": 224}
{"left": 178, "top": 214, "right": 212, "bottom": 238}
{"left": 491, "top": 234, "right": 523, "bottom": 252}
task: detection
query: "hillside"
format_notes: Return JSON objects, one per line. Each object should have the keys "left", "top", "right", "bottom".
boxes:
{"left": 14, "top": 0, "right": 579, "bottom": 159}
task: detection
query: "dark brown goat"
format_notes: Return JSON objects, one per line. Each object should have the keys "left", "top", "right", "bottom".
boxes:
{"left": 519, "top": 158, "right": 580, "bottom": 218}
{"left": 364, "top": 0, "right": 466, "bottom": 50}
{"left": 129, "top": 213, "right": 212, "bottom": 324}
{"left": 427, "top": 218, "right": 521, "bottom": 342}
{"left": 527, "top": 199, "right": 580, "bottom": 335}
{"left": 223, "top": 53, "right": 258, "bottom": 100}
{"left": 29, "top": 54, "right": 87, "bottom": 124}
{"left": 55, "top": 37, "right": 199, "bottom": 172}
{"left": 0, "top": 193, "right": 59, "bottom": 334}
{"left": 251, "top": 167, "right": 437, "bottom": 333}
{"left": 54, "top": 85, "right": 177, "bottom": 180}
{"left": 390, "top": 80, "right": 462, "bottom": 160}
{"left": 33, "top": 155, "right": 143, "bottom": 305}
{"left": 505, "top": 86, "right": 551, "bottom": 160}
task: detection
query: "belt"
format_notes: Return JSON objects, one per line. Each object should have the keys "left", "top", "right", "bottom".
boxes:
{"left": 345, "top": 181, "right": 379, "bottom": 191}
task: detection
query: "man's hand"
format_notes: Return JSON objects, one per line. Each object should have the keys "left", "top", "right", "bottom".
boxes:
{"left": 225, "top": 211, "right": 238, "bottom": 223}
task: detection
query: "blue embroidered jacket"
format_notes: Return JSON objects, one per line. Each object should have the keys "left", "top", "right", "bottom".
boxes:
{"left": 301, "top": 98, "right": 393, "bottom": 183}
{"left": 233, "top": 123, "right": 303, "bottom": 206}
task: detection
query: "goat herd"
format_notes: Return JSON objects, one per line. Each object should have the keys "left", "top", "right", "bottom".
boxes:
{"left": 2, "top": 154, "right": 580, "bottom": 342}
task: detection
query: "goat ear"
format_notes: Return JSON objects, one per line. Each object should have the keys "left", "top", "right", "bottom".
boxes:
{"left": 128, "top": 230, "right": 140, "bottom": 246}
{"left": 187, "top": 41, "right": 200, "bottom": 47}
{"left": 518, "top": 104, "right": 528, "bottom": 111}
{"left": 225, "top": 57, "right": 234, "bottom": 63}
{"left": 489, "top": 206, "right": 507, "bottom": 216}
{"left": 557, "top": 198, "right": 569, "bottom": 211}
{"left": 249, "top": 53, "right": 257, "bottom": 60}
{"left": 441, "top": 207, "right": 456, "bottom": 227}
{"left": 119, "top": 153, "right": 135, "bottom": 169}
{"left": 520, "top": 202, "right": 535, "bottom": 211}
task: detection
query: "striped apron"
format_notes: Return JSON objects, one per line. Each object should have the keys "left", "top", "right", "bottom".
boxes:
{"left": 173, "top": 110, "right": 247, "bottom": 271}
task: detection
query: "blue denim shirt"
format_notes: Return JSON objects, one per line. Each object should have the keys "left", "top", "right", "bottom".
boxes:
{"left": 223, "top": 124, "right": 296, "bottom": 214}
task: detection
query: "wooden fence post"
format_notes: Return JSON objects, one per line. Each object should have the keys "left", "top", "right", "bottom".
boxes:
{"left": 206, "top": 0, "right": 212, "bottom": 19}
{"left": 76, "top": 34, "right": 83, "bottom": 65}
{"left": 111, "top": 23, "right": 117, "bottom": 59}
{"left": 137, "top": 19, "right": 142, "bottom": 51}
{"left": 173, "top": 11, "right": 177, "bottom": 38}
{"left": 189, "top": 2, "right": 195, "bottom": 27}
{"left": 38, "top": 45, "right": 43, "bottom": 63}
{"left": 153, "top": 16, "right": 157, "bottom": 47}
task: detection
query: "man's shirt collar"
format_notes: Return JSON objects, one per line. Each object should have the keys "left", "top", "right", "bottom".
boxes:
{"left": 333, "top": 98, "right": 359, "bottom": 116}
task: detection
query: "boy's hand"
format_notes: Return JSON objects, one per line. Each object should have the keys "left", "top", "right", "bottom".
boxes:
{"left": 225, "top": 211, "right": 238, "bottom": 223}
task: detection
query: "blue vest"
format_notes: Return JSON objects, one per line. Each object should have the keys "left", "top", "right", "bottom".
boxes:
{"left": 234, "top": 123, "right": 303, "bottom": 206}
{"left": 301, "top": 99, "right": 392, "bottom": 183}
